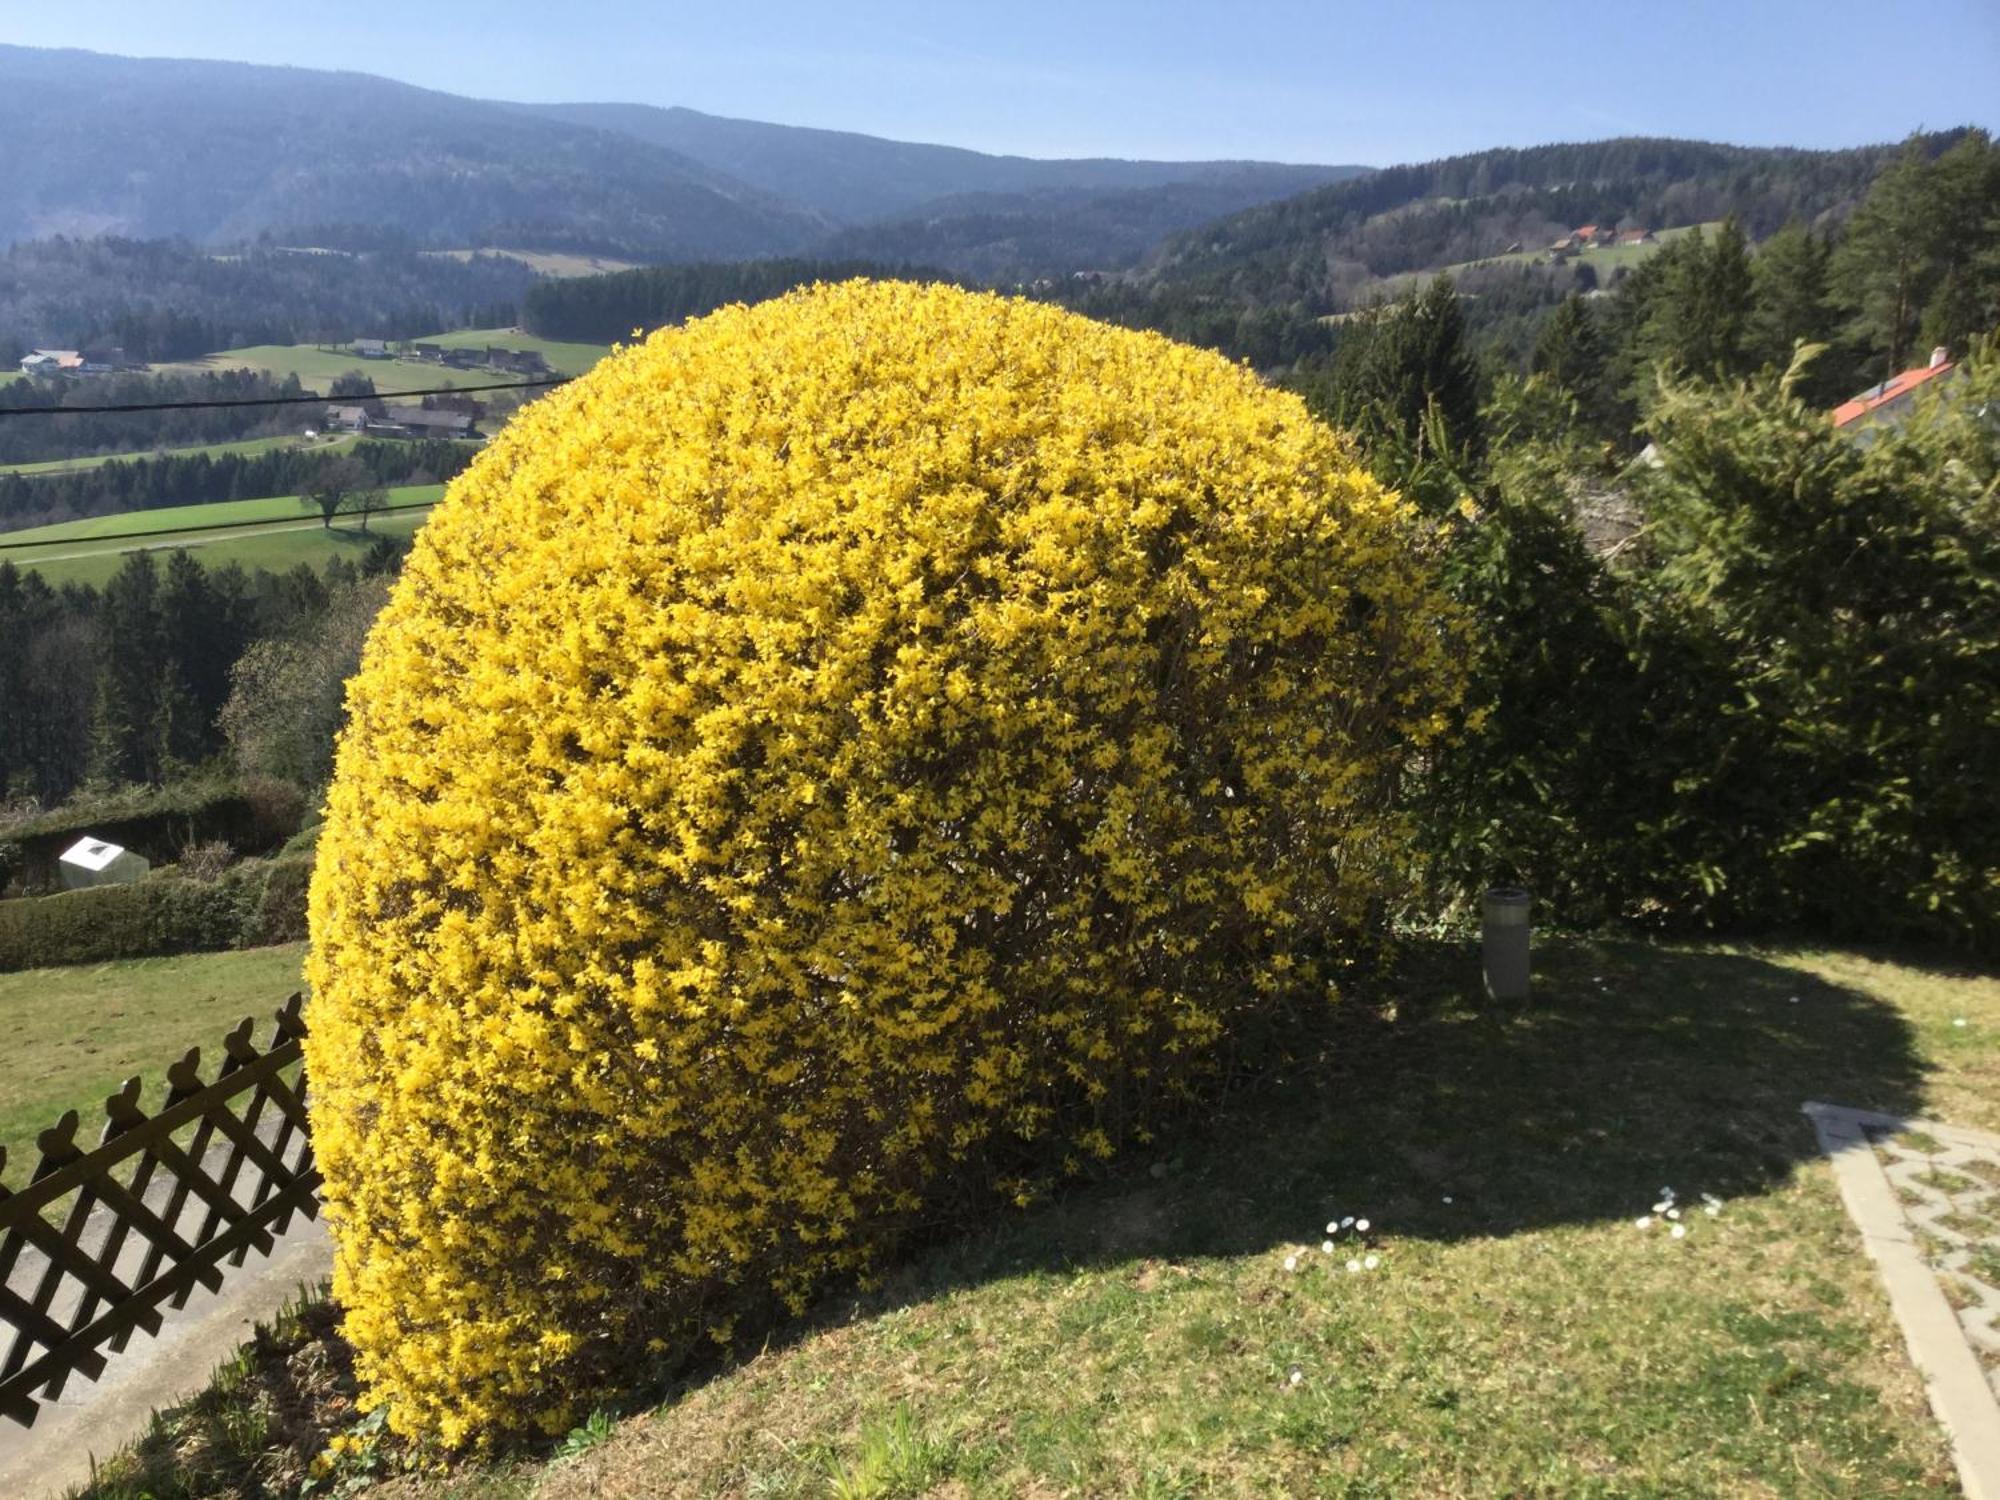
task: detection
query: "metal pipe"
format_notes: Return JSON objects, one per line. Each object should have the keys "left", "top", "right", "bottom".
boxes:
{"left": 1482, "top": 886, "right": 1531, "bottom": 1001}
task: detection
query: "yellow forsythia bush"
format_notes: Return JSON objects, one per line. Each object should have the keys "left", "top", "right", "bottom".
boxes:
{"left": 305, "top": 280, "right": 1464, "bottom": 1444}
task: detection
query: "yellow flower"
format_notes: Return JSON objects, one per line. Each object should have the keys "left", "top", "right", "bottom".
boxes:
{"left": 305, "top": 278, "right": 1463, "bottom": 1446}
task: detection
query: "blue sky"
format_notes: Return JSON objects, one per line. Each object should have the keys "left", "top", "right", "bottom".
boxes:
{"left": 8, "top": 1, "right": 1997, "bottom": 164}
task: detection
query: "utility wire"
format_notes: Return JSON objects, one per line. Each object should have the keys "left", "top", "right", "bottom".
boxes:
{"left": 0, "top": 497, "right": 442, "bottom": 552}
{"left": 0, "top": 376, "right": 571, "bottom": 417}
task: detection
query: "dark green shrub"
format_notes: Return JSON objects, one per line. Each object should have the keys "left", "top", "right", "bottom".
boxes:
{"left": 0, "top": 853, "right": 314, "bottom": 970}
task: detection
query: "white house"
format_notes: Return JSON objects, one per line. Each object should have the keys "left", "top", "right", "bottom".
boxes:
{"left": 19, "top": 349, "right": 81, "bottom": 377}
{"left": 58, "top": 836, "right": 150, "bottom": 890}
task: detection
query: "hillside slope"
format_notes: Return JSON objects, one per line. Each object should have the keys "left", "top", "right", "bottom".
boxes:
{"left": 1150, "top": 134, "right": 1946, "bottom": 310}
{"left": 0, "top": 47, "right": 825, "bottom": 259}
{"left": 520, "top": 100, "right": 1367, "bottom": 225}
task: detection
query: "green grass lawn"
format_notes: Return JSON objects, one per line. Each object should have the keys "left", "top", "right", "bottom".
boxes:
{"left": 425, "top": 249, "right": 643, "bottom": 279}
{"left": 1375, "top": 222, "right": 1718, "bottom": 302}
{"left": 0, "top": 433, "right": 352, "bottom": 478}
{"left": 148, "top": 329, "right": 610, "bottom": 394}
{"left": 77, "top": 937, "right": 1999, "bottom": 1498}
{"left": 0, "top": 943, "right": 306, "bottom": 1157}
{"left": 4, "top": 483, "right": 443, "bottom": 588}
{"left": 412, "top": 326, "right": 613, "bottom": 376}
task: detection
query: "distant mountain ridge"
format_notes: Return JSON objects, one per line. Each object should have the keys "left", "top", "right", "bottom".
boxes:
{"left": 519, "top": 101, "right": 1366, "bottom": 225}
{"left": 0, "top": 45, "right": 1367, "bottom": 273}
{"left": 0, "top": 47, "right": 827, "bottom": 259}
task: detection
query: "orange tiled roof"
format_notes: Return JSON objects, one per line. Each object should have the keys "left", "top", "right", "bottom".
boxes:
{"left": 1830, "top": 359, "right": 1955, "bottom": 428}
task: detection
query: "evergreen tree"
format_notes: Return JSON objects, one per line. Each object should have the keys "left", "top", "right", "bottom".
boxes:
{"left": 1316, "top": 275, "right": 1484, "bottom": 478}
{"left": 1640, "top": 219, "right": 1756, "bottom": 380}
{"left": 1532, "top": 294, "right": 1606, "bottom": 398}
{"left": 93, "top": 551, "right": 168, "bottom": 784}
{"left": 1833, "top": 138, "right": 1940, "bottom": 378}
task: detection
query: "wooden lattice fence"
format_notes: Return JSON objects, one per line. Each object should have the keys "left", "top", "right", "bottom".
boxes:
{"left": 0, "top": 993, "right": 318, "bottom": 1427}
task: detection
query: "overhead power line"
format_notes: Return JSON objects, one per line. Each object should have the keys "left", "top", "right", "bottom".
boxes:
{"left": 0, "top": 376, "right": 571, "bottom": 417}
{"left": 0, "top": 497, "right": 443, "bottom": 553}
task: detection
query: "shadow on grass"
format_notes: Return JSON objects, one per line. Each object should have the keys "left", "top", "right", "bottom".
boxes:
{"left": 891, "top": 934, "right": 1930, "bottom": 1293}
{"left": 67, "top": 937, "right": 1937, "bottom": 1493}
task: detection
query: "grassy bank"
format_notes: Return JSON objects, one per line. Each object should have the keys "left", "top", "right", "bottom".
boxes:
{"left": 3, "top": 483, "right": 443, "bottom": 587}
{"left": 0, "top": 433, "right": 353, "bottom": 478}
{"left": 0, "top": 942, "right": 307, "bottom": 1154}
{"left": 77, "top": 936, "right": 1998, "bottom": 1497}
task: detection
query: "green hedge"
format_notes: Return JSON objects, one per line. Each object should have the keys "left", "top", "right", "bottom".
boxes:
{"left": 0, "top": 855, "right": 313, "bottom": 971}
{"left": 1, "top": 777, "right": 306, "bottom": 895}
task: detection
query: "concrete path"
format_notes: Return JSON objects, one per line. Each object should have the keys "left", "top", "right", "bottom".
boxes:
{"left": 0, "top": 1214, "right": 331, "bottom": 1499}
{"left": 1805, "top": 1101, "right": 2000, "bottom": 1500}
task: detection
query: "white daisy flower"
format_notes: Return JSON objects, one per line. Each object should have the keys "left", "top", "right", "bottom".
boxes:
{"left": 1326, "top": 1220, "right": 1339, "bottom": 1235}
{"left": 1442, "top": 1195, "right": 1454, "bottom": 1204}
{"left": 1363, "top": 1255, "right": 1380, "bottom": 1270}
{"left": 1346, "top": 1258, "right": 1362, "bottom": 1273}
{"left": 1355, "top": 1218, "right": 1371, "bottom": 1232}
{"left": 1635, "top": 1216, "right": 1653, "bottom": 1230}
{"left": 1670, "top": 1224, "right": 1687, "bottom": 1239}
{"left": 1288, "top": 1367, "right": 1304, "bottom": 1386}
{"left": 1341, "top": 1216, "right": 1354, "bottom": 1228}
{"left": 1283, "top": 1254, "right": 1299, "bottom": 1272}
{"left": 1666, "top": 1208, "right": 1681, "bottom": 1221}
{"left": 1322, "top": 1240, "right": 1335, "bottom": 1254}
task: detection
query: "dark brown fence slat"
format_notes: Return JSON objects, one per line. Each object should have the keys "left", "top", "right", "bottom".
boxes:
{"left": 0, "top": 992, "right": 319, "bottom": 1428}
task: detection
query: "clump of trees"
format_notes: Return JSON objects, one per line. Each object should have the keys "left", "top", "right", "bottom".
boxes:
{"left": 1295, "top": 255, "right": 2000, "bottom": 951}
{"left": 0, "top": 546, "right": 403, "bottom": 806}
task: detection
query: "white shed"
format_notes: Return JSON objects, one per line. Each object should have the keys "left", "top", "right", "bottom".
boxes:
{"left": 58, "top": 836, "right": 150, "bottom": 890}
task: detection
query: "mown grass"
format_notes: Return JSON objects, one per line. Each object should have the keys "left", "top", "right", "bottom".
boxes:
{"left": 423, "top": 249, "right": 642, "bottom": 279}
{"left": 5, "top": 484, "right": 442, "bottom": 588}
{"left": 0, "top": 433, "right": 352, "bottom": 478}
{"left": 76, "top": 938, "right": 1998, "bottom": 1497}
{"left": 410, "top": 326, "right": 613, "bottom": 377}
{"left": 148, "top": 329, "right": 610, "bottom": 393}
{"left": 0, "top": 942, "right": 307, "bottom": 1156}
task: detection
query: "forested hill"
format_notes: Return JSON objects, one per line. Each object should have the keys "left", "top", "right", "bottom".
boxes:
{"left": 1150, "top": 134, "right": 1956, "bottom": 309}
{"left": 0, "top": 46, "right": 826, "bottom": 259}
{"left": 516, "top": 101, "right": 1366, "bottom": 225}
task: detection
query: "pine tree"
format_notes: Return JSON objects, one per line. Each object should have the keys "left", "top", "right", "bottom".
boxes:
{"left": 93, "top": 550, "right": 168, "bottom": 784}
{"left": 1833, "top": 138, "right": 1939, "bottom": 378}
{"left": 1640, "top": 220, "right": 1756, "bottom": 381}
{"left": 1323, "top": 275, "right": 1484, "bottom": 471}
{"left": 1532, "top": 294, "right": 1606, "bottom": 397}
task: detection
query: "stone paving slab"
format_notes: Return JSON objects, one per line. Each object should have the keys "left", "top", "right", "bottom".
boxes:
{"left": 1806, "top": 1101, "right": 2000, "bottom": 1500}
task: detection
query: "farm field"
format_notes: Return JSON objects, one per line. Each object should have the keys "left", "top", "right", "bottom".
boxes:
{"left": 0, "top": 432, "right": 353, "bottom": 477}
{"left": 425, "top": 248, "right": 643, "bottom": 278}
{"left": 1, "top": 483, "right": 444, "bottom": 588}
{"left": 149, "top": 328, "right": 610, "bottom": 394}
{"left": 412, "top": 325, "right": 613, "bottom": 376}
{"left": 0, "top": 943, "right": 308, "bottom": 1154}
{"left": 1370, "top": 220, "right": 1719, "bottom": 303}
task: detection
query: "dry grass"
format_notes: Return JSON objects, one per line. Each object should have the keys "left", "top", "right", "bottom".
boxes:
{"left": 76, "top": 937, "right": 1999, "bottom": 1498}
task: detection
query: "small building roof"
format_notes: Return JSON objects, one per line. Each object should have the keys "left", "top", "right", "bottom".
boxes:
{"left": 60, "top": 836, "right": 129, "bottom": 872}
{"left": 381, "top": 405, "right": 474, "bottom": 431}
{"left": 1830, "top": 353, "right": 1956, "bottom": 429}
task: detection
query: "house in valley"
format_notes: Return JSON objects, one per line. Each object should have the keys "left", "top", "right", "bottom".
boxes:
{"left": 351, "top": 338, "right": 391, "bottom": 360}
{"left": 18, "top": 349, "right": 81, "bottom": 376}
{"left": 375, "top": 404, "right": 478, "bottom": 439}
{"left": 325, "top": 404, "right": 372, "bottom": 432}
{"left": 485, "top": 346, "right": 550, "bottom": 376}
